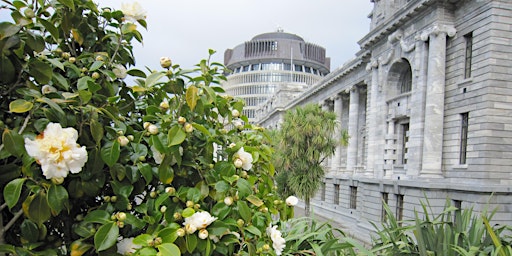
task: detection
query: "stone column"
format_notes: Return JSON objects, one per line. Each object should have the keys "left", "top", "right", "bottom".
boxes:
{"left": 321, "top": 99, "right": 331, "bottom": 169}
{"left": 332, "top": 94, "right": 343, "bottom": 174}
{"left": 419, "top": 25, "right": 456, "bottom": 178}
{"left": 365, "top": 59, "right": 379, "bottom": 177}
{"left": 346, "top": 86, "right": 359, "bottom": 173}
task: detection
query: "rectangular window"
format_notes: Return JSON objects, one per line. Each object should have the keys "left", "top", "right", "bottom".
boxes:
{"left": 464, "top": 32, "right": 473, "bottom": 79}
{"left": 396, "top": 194, "right": 404, "bottom": 225}
{"left": 381, "top": 192, "right": 389, "bottom": 222}
{"left": 460, "top": 112, "right": 469, "bottom": 164}
{"left": 334, "top": 184, "right": 340, "bottom": 205}
{"left": 401, "top": 123, "right": 409, "bottom": 164}
{"left": 453, "top": 200, "right": 462, "bottom": 224}
{"left": 349, "top": 186, "right": 357, "bottom": 209}
{"left": 320, "top": 183, "right": 326, "bottom": 201}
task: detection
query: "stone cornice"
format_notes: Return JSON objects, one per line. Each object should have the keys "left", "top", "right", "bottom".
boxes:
{"left": 358, "top": 0, "right": 438, "bottom": 50}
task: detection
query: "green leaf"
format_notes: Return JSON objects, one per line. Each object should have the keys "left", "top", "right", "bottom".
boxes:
{"left": 4, "top": 178, "right": 25, "bottom": 209}
{"left": 0, "top": 55, "right": 15, "bottom": 84}
{"left": 127, "top": 68, "right": 146, "bottom": 78}
{"left": 133, "top": 234, "right": 153, "bottom": 246}
{"left": 9, "top": 99, "right": 33, "bottom": 113}
{"left": 158, "top": 226, "right": 179, "bottom": 244}
{"left": 191, "top": 123, "right": 210, "bottom": 136}
{"left": 52, "top": 72, "right": 69, "bottom": 90}
{"left": 90, "top": 118, "right": 103, "bottom": 145}
{"left": 24, "top": 192, "right": 51, "bottom": 224}
{"left": 89, "top": 60, "right": 104, "bottom": 71}
{"left": 237, "top": 201, "right": 251, "bottom": 223}
{"left": 215, "top": 181, "right": 230, "bottom": 193}
{"left": 168, "top": 125, "right": 186, "bottom": 146}
{"left": 47, "top": 184, "right": 68, "bottom": 214}
{"left": 145, "top": 71, "right": 165, "bottom": 88}
{"left": 158, "top": 243, "right": 181, "bottom": 255}
{"left": 0, "top": 244, "right": 15, "bottom": 253}
{"left": 83, "top": 210, "right": 111, "bottom": 224}
{"left": 57, "top": 0, "right": 75, "bottom": 11}
{"left": 2, "top": 128, "right": 25, "bottom": 157}
{"left": 246, "top": 195, "right": 264, "bottom": 207}
{"left": 39, "top": 19, "right": 59, "bottom": 41}
{"left": 20, "top": 219, "right": 39, "bottom": 243}
{"left": 77, "top": 76, "right": 93, "bottom": 90}
{"left": 137, "top": 163, "right": 153, "bottom": 185}
{"left": 186, "top": 85, "right": 198, "bottom": 111}
{"left": 26, "top": 31, "right": 45, "bottom": 52}
{"left": 236, "top": 178, "right": 252, "bottom": 198}
{"left": 245, "top": 225, "right": 262, "bottom": 237}
{"left": 186, "top": 234, "right": 198, "bottom": 253}
{"left": 94, "top": 222, "right": 119, "bottom": 252}
{"left": 101, "top": 141, "right": 120, "bottom": 167}
{"left": 71, "top": 28, "right": 83, "bottom": 45}
{"left": 28, "top": 59, "right": 52, "bottom": 84}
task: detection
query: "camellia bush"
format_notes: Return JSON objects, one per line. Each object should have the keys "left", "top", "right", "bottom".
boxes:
{"left": 0, "top": 0, "right": 297, "bottom": 255}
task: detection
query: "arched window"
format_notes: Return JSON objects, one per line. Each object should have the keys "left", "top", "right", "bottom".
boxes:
{"left": 400, "top": 66, "right": 412, "bottom": 93}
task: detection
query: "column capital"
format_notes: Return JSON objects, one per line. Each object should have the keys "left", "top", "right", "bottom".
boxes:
{"left": 419, "top": 24, "right": 457, "bottom": 41}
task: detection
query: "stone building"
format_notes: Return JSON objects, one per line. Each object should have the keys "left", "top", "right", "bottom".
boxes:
{"left": 253, "top": 0, "right": 512, "bottom": 243}
{"left": 223, "top": 29, "right": 330, "bottom": 123}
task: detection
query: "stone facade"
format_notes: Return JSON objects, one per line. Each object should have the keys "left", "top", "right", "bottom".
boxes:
{"left": 255, "top": 0, "right": 512, "bottom": 243}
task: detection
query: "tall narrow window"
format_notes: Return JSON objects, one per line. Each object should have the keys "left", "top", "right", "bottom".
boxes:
{"left": 453, "top": 200, "right": 462, "bottom": 224}
{"left": 464, "top": 32, "right": 473, "bottom": 79}
{"left": 349, "top": 186, "right": 357, "bottom": 209}
{"left": 401, "top": 123, "right": 409, "bottom": 164}
{"left": 320, "top": 183, "right": 326, "bottom": 201}
{"left": 334, "top": 184, "right": 340, "bottom": 205}
{"left": 396, "top": 194, "right": 404, "bottom": 225}
{"left": 400, "top": 66, "right": 412, "bottom": 93}
{"left": 460, "top": 112, "right": 469, "bottom": 164}
{"left": 381, "top": 192, "right": 389, "bottom": 222}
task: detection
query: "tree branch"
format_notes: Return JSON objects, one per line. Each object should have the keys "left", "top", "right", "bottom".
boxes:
{"left": 0, "top": 209, "right": 23, "bottom": 238}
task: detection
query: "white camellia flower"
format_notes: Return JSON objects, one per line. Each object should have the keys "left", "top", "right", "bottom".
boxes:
{"left": 182, "top": 211, "right": 217, "bottom": 232}
{"left": 285, "top": 196, "right": 299, "bottom": 206}
{"left": 150, "top": 145, "right": 164, "bottom": 164}
{"left": 234, "top": 147, "right": 253, "bottom": 170}
{"left": 120, "top": 2, "right": 146, "bottom": 22}
{"left": 266, "top": 225, "right": 286, "bottom": 256}
{"left": 24, "top": 123, "right": 88, "bottom": 179}
{"left": 116, "top": 237, "right": 141, "bottom": 255}
{"left": 41, "top": 84, "right": 57, "bottom": 94}
{"left": 113, "top": 64, "right": 127, "bottom": 79}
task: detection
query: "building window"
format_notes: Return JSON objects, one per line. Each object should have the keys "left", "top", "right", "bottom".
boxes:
{"left": 334, "top": 184, "right": 340, "bottom": 205}
{"left": 271, "top": 41, "right": 278, "bottom": 51}
{"left": 401, "top": 123, "right": 409, "bottom": 165}
{"left": 460, "top": 112, "right": 469, "bottom": 164}
{"left": 400, "top": 65, "right": 412, "bottom": 93}
{"left": 320, "top": 183, "right": 326, "bottom": 201}
{"left": 464, "top": 32, "right": 473, "bottom": 79}
{"left": 349, "top": 186, "right": 357, "bottom": 209}
{"left": 381, "top": 192, "right": 389, "bottom": 222}
{"left": 396, "top": 194, "right": 404, "bottom": 225}
{"left": 453, "top": 199, "right": 462, "bottom": 224}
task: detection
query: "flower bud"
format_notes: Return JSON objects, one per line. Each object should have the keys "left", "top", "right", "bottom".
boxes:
{"left": 61, "top": 52, "right": 70, "bottom": 59}
{"left": 262, "top": 244, "right": 270, "bottom": 251}
{"left": 234, "top": 158, "right": 243, "bottom": 168}
{"left": 127, "top": 135, "right": 134, "bottom": 141}
{"left": 51, "top": 177, "right": 64, "bottom": 185}
{"left": 143, "top": 122, "right": 151, "bottom": 129}
{"left": 231, "top": 109, "right": 240, "bottom": 118}
{"left": 186, "top": 200, "right": 194, "bottom": 208}
{"left": 68, "top": 57, "right": 76, "bottom": 64}
{"left": 95, "top": 55, "right": 104, "bottom": 61}
{"left": 194, "top": 204, "right": 201, "bottom": 210}
{"left": 116, "top": 212, "right": 127, "bottom": 221}
{"left": 117, "top": 135, "right": 129, "bottom": 146}
{"left": 103, "top": 196, "right": 111, "bottom": 202}
{"left": 150, "top": 191, "right": 157, "bottom": 198}
{"left": 127, "top": 203, "right": 133, "bottom": 210}
{"left": 176, "top": 228, "right": 186, "bottom": 237}
{"left": 91, "top": 72, "right": 100, "bottom": 79}
{"left": 240, "top": 171, "right": 248, "bottom": 179}
{"left": 154, "top": 237, "right": 163, "bottom": 246}
{"left": 117, "top": 221, "right": 125, "bottom": 228}
{"left": 237, "top": 219, "right": 245, "bottom": 227}
{"left": 185, "top": 223, "right": 197, "bottom": 234}
{"left": 286, "top": 195, "right": 299, "bottom": 206}
{"left": 178, "top": 116, "right": 186, "bottom": 124}
{"left": 110, "top": 196, "right": 117, "bottom": 202}
{"left": 224, "top": 196, "right": 234, "bottom": 206}
{"left": 165, "top": 186, "right": 176, "bottom": 195}
{"left": 147, "top": 124, "right": 159, "bottom": 135}
{"left": 184, "top": 123, "right": 193, "bottom": 133}
{"left": 160, "top": 57, "right": 172, "bottom": 68}
{"left": 173, "top": 212, "right": 182, "bottom": 220}
{"left": 228, "top": 143, "right": 236, "bottom": 148}
{"left": 24, "top": 8, "right": 35, "bottom": 18}
{"left": 160, "top": 206, "right": 167, "bottom": 213}
{"left": 42, "top": 85, "right": 57, "bottom": 95}
{"left": 159, "top": 100, "right": 169, "bottom": 110}
{"left": 198, "top": 229, "right": 208, "bottom": 240}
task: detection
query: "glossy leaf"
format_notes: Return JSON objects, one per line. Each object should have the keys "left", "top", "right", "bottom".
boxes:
{"left": 237, "top": 201, "right": 251, "bottom": 223}
{"left": 94, "top": 222, "right": 119, "bottom": 252}
{"left": 186, "top": 85, "right": 199, "bottom": 111}
{"left": 28, "top": 59, "right": 52, "bottom": 84}
{"left": 2, "top": 128, "right": 25, "bottom": 157}
{"left": 23, "top": 192, "right": 51, "bottom": 224}
{"left": 4, "top": 178, "right": 25, "bottom": 209}
{"left": 47, "top": 184, "right": 69, "bottom": 214}
{"left": 246, "top": 195, "right": 264, "bottom": 207}
{"left": 168, "top": 125, "right": 186, "bottom": 146}
{"left": 101, "top": 141, "right": 120, "bottom": 167}
{"left": 158, "top": 243, "right": 181, "bottom": 255}
{"left": 186, "top": 234, "right": 198, "bottom": 253}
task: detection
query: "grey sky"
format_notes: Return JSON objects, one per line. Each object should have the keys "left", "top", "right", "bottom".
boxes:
{"left": 97, "top": 1, "right": 374, "bottom": 72}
